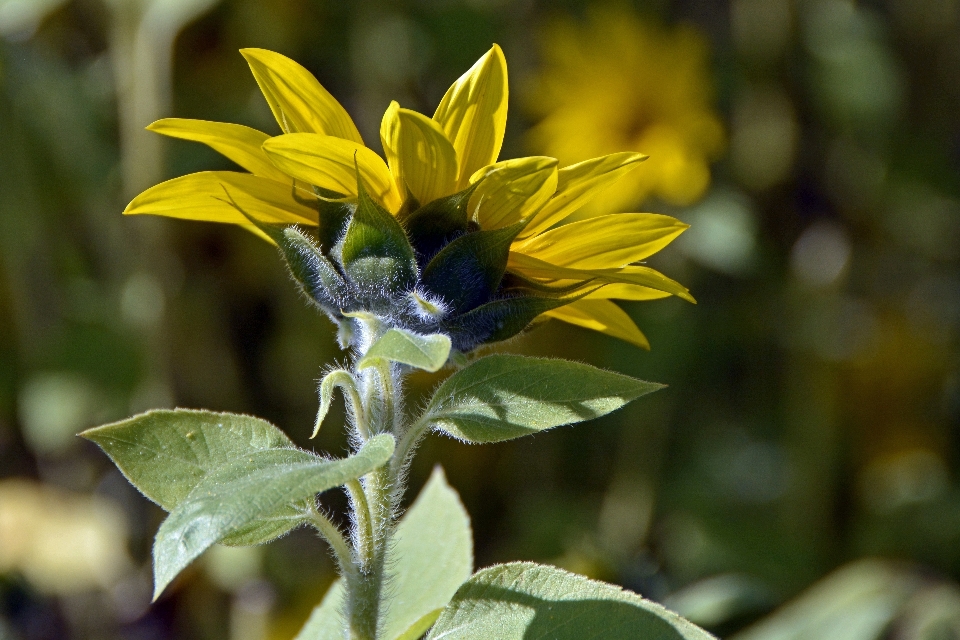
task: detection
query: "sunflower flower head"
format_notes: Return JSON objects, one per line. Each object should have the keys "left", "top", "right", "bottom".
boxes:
{"left": 526, "top": 6, "right": 725, "bottom": 212}
{"left": 126, "top": 44, "right": 695, "bottom": 356}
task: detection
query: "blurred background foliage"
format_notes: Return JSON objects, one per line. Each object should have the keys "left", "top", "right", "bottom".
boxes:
{"left": 1, "top": 0, "right": 960, "bottom": 638}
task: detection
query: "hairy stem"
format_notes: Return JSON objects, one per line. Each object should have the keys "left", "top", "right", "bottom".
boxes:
{"left": 346, "top": 479, "right": 373, "bottom": 565}
{"left": 306, "top": 506, "right": 354, "bottom": 577}
{"left": 345, "top": 365, "right": 403, "bottom": 639}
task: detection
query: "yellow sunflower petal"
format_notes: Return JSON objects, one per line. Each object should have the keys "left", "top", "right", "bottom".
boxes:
{"left": 507, "top": 252, "right": 694, "bottom": 302}
{"left": 380, "top": 101, "right": 458, "bottom": 206}
{"left": 240, "top": 48, "right": 363, "bottom": 143}
{"left": 469, "top": 156, "right": 558, "bottom": 230}
{"left": 545, "top": 299, "right": 650, "bottom": 349}
{"left": 147, "top": 118, "right": 290, "bottom": 182}
{"left": 521, "top": 152, "right": 647, "bottom": 238}
{"left": 123, "top": 171, "right": 318, "bottom": 227}
{"left": 262, "top": 133, "right": 402, "bottom": 212}
{"left": 433, "top": 44, "right": 509, "bottom": 188}
{"left": 514, "top": 213, "right": 688, "bottom": 269}
{"left": 584, "top": 284, "right": 671, "bottom": 301}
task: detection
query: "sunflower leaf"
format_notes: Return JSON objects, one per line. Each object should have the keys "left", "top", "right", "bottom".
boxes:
{"left": 426, "top": 562, "right": 716, "bottom": 640}
{"left": 419, "top": 355, "right": 662, "bottom": 444}
{"left": 80, "top": 409, "right": 296, "bottom": 512}
{"left": 152, "top": 434, "right": 395, "bottom": 600}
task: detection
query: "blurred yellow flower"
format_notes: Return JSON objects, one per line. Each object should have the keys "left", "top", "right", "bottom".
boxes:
{"left": 125, "top": 45, "right": 694, "bottom": 348}
{"left": 526, "top": 7, "right": 725, "bottom": 212}
{"left": 0, "top": 480, "right": 131, "bottom": 594}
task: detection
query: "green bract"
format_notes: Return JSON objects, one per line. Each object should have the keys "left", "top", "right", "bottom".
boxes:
{"left": 232, "top": 171, "right": 574, "bottom": 357}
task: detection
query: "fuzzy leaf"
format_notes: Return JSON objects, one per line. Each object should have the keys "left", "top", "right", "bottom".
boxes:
{"left": 427, "top": 562, "right": 716, "bottom": 640}
{"left": 294, "top": 580, "right": 344, "bottom": 640}
{"left": 358, "top": 329, "right": 451, "bottom": 373}
{"left": 420, "top": 355, "right": 662, "bottom": 444}
{"left": 381, "top": 466, "right": 473, "bottom": 640}
{"left": 152, "top": 435, "right": 395, "bottom": 599}
{"left": 311, "top": 370, "right": 358, "bottom": 438}
{"left": 80, "top": 409, "right": 296, "bottom": 511}
{"left": 421, "top": 221, "right": 525, "bottom": 312}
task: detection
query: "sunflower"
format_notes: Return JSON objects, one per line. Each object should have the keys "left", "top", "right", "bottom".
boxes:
{"left": 525, "top": 6, "right": 725, "bottom": 212}
{"left": 126, "top": 45, "right": 693, "bottom": 351}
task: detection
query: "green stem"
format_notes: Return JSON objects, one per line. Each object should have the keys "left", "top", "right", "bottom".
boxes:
{"left": 375, "top": 361, "right": 395, "bottom": 434}
{"left": 346, "top": 479, "right": 374, "bottom": 565}
{"left": 389, "top": 413, "right": 431, "bottom": 486}
{"left": 343, "top": 363, "right": 404, "bottom": 640}
{"left": 306, "top": 506, "right": 354, "bottom": 576}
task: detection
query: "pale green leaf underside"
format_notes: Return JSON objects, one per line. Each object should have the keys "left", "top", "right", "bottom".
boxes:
{"left": 359, "top": 328, "right": 452, "bottom": 373}
{"left": 427, "top": 562, "right": 717, "bottom": 640}
{"left": 80, "top": 409, "right": 295, "bottom": 511}
{"left": 153, "top": 434, "right": 395, "bottom": 599}
{"left": 295, "top": 580, "right": 344, "bottom": 640}
{"left": 295, "top": 466, "right": 473, "bottom": 640}
{"left": 422, "top": 355, "right": 663, "bottom": 443}
{"left": 380, "top": 466, "right": 473, "bottom": 640}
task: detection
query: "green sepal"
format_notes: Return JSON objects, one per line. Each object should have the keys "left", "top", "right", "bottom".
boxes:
{"left": 498, "top": 271, "right": 597, "bottom": 298}
{"left": 315, "top": 197, "right": 354, "bottom": 254}
{"left": 290, "top": 185, "right": 353, "bottom": 253}
{"left": 217, "top": 188, "right": 348, "bottom": 308}
{"left": 401, "top": 181, "right": 481, "bottom": 266}
{"left": 441, "top": 294, "right": 571, "bottom": 351}
{"left": 420, "top": 221, "right": 526, "bottom": 312}
{"left": 278, "top": 227, "right": 350, "bottom": 308}
{"left": 340, "top": 169, "right": 418, "bottom": 295}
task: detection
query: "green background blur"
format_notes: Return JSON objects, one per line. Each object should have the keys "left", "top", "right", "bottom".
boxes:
{"left": 2, "top": 0, "right": 960, "bottom": 638}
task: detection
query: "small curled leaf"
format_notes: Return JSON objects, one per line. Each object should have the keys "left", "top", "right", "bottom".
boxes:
{"left": 313, "top": 369, "right": 361, "bottom": 438}
{"left": 358, "top": 328, "right": 451, "bottom": 373}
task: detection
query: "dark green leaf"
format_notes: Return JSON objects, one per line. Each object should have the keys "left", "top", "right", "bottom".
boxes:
{"left": 421, "top": 221, "right": 525, "bottom": 312}
{"left": 421, "top": 355, "right": 662, "bottom": 443}
{"left": 426, "top": 562, "right": 716, "bottom": 640}
{"left": 80, "top": 409, "right": 295, "bottom": 511}
{"left": 152, "top": 434, "right": 395, "bottom": 599}
{"left": 340, "top": 171, "right": 417, "bottom": 293}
